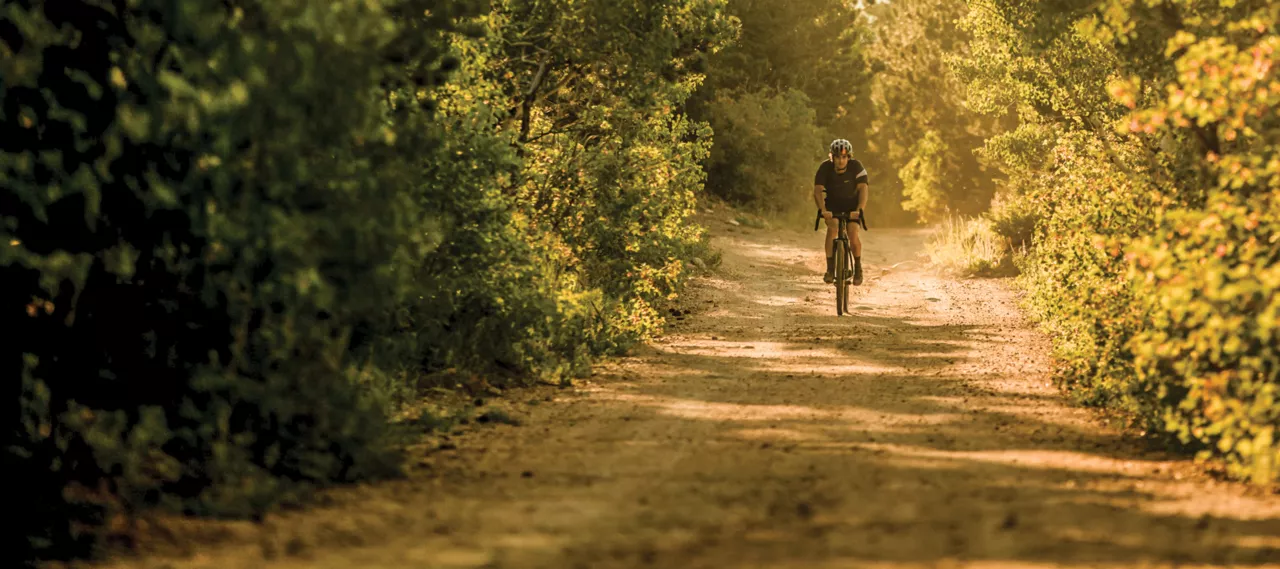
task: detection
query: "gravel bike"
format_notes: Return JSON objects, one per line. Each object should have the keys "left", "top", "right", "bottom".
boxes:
{"left": 814, "top": 208, "right": 868, "bottom": 316}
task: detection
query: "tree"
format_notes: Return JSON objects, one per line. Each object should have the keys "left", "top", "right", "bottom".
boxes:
{"left": 691, "top": 0, "right": 874, "bottom": 215}
{"left": 866, "top": 0, "right": 1003, "bottom": 222}
{"left": 952, "top": 0, "right": 1280, "bottom": 483}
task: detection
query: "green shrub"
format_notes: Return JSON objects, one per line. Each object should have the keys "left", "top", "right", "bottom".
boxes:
{"left": 1011, "top": 132, "right": 1164, "bottom": 414}
{"left": 2, "top": 0, "right": 466, "bottom": 561}
{"left": 387, "top": 76, "right": 601, "bottom": 384}
{"left": 899, "top": 130, "right": 952, "bottom": 222}
{"left": 986, "top": 191, "right": 1039, "bottom": 251}
{"left": 1114, "top": 14, "right": 1280, "bottom": 484}
{"left": 1128, "top": 194, "right": 1280, "bottom": 483}
{"left": 702, "top": 88, "right": 825, "bottom": 214}
{"left": 446, "top": 0, "right": 735, "bottom": 348}
{"left": 955, "top": 0, "right": 1280, "bottom": 485}
{"left": 4, "top": 0, "right": 739, "bottom": 562}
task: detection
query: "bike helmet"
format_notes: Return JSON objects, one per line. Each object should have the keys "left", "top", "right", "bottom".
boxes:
{"left": 829, "top": 138, "right": 853, "bottom": 156}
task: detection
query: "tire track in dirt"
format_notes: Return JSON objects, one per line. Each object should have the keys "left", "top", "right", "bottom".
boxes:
{"left": 93, "top": 220, "right": 1280, "bottom": 569}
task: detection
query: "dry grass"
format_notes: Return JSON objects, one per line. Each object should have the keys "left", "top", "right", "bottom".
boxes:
{"left": 925, "top": 215, "right": 1020, "bottom": 277}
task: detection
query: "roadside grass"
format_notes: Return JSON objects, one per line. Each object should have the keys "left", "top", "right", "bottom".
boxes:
{"left": 925, "top": 215, "right": 1021, "bottom": 277}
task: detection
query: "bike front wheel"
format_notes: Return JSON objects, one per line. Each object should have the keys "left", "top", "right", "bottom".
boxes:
{"left": 834, "top": 240, "right": 847, "bottom": 316}
{"left": 841, "top": 236, "right": 853, "bottom": 312}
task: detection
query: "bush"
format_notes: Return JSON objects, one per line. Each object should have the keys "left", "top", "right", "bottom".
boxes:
{"left": 3, "top": 0, "right": 738, "bottom": 562}
{"left": 899, "top": 130, "right": 951, "bottom": 222}
{"left": 986, "top": 191, "right": 1039, "bottom": 251}
{"left": 1115, "top": 22, "right": 1280, "bottom": 484}
{"left": 2, "top": 0, "right": 463, "bottom": 561}
{"left": 702, "top": 88, "right": 825, "bottom": 214}
{"left": 955, "top": 0, "right": 1280, "bottom": 485}
{"left": 1012, "top": 132, "right": 1165, "bottom": 414}
{"left": 385, "top": 66, "right": 601, "bottom": 384}
{"left": 448, "top": 0, "right": 735, "bottom": 348}
{"left": 1128, "top": 195, "right": 1280, "bottom": 483}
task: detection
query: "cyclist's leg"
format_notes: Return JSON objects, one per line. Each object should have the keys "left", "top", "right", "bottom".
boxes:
{"left": 823, "top": 216, "right": 839, "bottom": 283}
{"left": 824, "top": 216, "right": 839, "bottom": 257}
{"left": 850, "top": 222, "right": 864, "bottom": 285}
{"left": 849, "top": 222, "right": 862, "bottom": 257}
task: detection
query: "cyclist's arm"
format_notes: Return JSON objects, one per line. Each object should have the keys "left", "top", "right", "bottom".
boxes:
{"left": 852, "top": 160, "right": 869, "bottom": 212}
{"left": 814, "top": 161, "right": 833, "bottom": 217}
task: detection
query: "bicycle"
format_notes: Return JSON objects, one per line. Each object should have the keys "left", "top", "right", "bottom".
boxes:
{"left": 814, "top": 208, "right": 868, "bottom": 316}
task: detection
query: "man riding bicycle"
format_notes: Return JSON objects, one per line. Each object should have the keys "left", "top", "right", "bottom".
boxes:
{"left": 814, "top": 139, "right": 868, "bottom": 285}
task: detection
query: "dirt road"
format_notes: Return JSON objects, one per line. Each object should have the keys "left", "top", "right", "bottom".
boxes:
{"left": 99, "top": 220, "right": 1280, "bottom": 569}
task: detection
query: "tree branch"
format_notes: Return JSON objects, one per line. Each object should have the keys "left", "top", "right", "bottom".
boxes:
{"left": 519, "top": 59, "right": 551, "bottom": 145}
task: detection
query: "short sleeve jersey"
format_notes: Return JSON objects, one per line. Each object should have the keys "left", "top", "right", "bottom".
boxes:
{"left": 814, "top": 159, "right": 869, "bottom": 213}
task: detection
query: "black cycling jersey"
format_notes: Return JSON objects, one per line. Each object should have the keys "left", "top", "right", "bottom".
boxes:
{"left": 814, "top": 159, "right": 869, "bottom": 213}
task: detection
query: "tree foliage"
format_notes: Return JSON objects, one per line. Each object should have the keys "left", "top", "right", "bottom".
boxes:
{"left": 865, "top": 0, "right": 1005, "bottom": 223}
{"left": 690, "top": 0, "right": 873, "bottom": 217}
{"left": 954, "top": 0, "right": 1280, "bottom": 483}
{"left": 2, "top": 0, "right": 733, "bottom": 563}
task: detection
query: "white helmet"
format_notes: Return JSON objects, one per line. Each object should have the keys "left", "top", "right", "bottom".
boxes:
{"left": 829, "top": 139, "right": 853, "bottom": 156}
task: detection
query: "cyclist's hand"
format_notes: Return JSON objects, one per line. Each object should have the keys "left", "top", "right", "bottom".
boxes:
{"left": 821, "top": 210, "right": 833, "bottom": 220}
{"left": 850, "top": 210, "right": 861, "bottom": 221}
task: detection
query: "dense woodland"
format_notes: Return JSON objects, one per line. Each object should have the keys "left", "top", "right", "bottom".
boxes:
{"left": 2, "top": 0, "right": 1277, "bottom": 564}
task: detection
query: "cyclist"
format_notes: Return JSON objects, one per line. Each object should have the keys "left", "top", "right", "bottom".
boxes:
{"left": 813, "top": 138, "right": 868, "bottom": 285}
